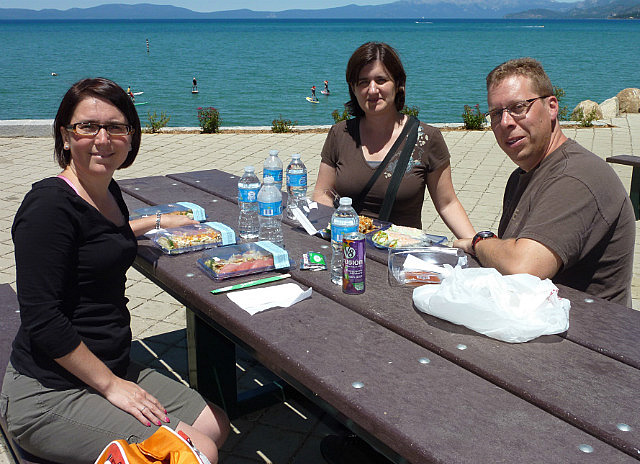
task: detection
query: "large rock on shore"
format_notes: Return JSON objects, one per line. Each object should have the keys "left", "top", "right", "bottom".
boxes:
{"left": 599, "top": 97, "right": 619, "bottom": 119}
{"left": 617, "top": 88, "right": 640, "bottom": 113}
{"left": 571, "top": 100, "right": 602, "bottom": 121}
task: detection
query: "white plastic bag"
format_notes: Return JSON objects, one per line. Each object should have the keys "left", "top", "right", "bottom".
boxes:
{"left": 412, "top": 266, "right": 570, "bottom": 343}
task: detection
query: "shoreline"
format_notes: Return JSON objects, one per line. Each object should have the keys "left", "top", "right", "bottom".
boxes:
{"left": 0, "top": 119, "right": 614, "bottom": 137}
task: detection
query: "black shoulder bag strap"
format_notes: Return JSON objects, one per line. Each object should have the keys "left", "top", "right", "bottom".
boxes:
{"left": 352, "top": 116, "right": 418, "bottom": 213}
{"left": 378, "top": 117, "right": 420, "bottom": 222}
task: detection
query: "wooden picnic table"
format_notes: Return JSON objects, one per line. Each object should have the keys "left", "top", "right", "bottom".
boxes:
{"left": 119, "top": 169, "right": 640, "bottom": 464}
{"left": 606, "top": 155, "right": 640, "bottom": 220}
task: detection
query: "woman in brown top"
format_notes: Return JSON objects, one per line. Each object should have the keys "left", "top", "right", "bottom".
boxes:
{"left": 312, "top": 41, "right": 474, "bottom": 236}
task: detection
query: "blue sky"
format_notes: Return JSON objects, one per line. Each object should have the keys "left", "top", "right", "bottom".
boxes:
{"left": 4, "top": 1, "right": 577, "bottom": 12}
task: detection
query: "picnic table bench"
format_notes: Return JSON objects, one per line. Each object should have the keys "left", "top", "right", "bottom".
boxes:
{"left": 0, "top": 284, "right": 60, "bottom": 464}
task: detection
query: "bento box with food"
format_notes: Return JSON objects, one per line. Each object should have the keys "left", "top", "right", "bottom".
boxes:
{"left": 388, "top": 246, "right": 467, "bottom": 286}
{"left": 369, "top": 225, "right": 447, "bottom": 249}
{"left": 129, "top": 202, "right": 207, "bottom": 222}
{"left": 152, "top": 222, "right": 236, "bottom": 254}
{"left": 197, "top": 241, "right": 292, "bottom": 280}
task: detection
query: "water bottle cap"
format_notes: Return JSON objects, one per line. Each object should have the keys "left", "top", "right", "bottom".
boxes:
{"left": 269, "top": 150, "right": 279, "bottom": 156}
{"left": 339, "top": 197, "right": 352, "bottom": 206}
{"left": 263, "top": 176, "right": 274, "bottom": 184}
{"left": 291, "top": 153, "right": 301, "bottom": 160}
{"left": 244, "top": 165, "right": 255, "bottom": 172}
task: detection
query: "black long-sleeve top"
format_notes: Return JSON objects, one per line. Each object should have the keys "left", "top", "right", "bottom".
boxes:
{"left": 10, "top": 177, "right": 137, "bottom": 389}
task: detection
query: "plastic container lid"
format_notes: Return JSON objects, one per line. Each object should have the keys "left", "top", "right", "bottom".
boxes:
{"left": 263, "top": 176, "right": 274, "bottom": 184}
{"left": 339, "top": 197, "right": 352, "bottom": 206}
{"left": 152, "top": 222, "right": 236, "bottom": 255}
{"left": 129, "top": 202, "right": 206, "bottom": 222}
{"left": 269, "top": 149, "right": 279, "bottom": 156}
{"left": 291, "top": 153, "right": 301, "bottom": 160}
{"left": 197, "top": 241, "right": 291, "bottom": 280}
{"left": 244, "top": 165, "right": 255, "bottom": 172}
{"left": 388, "top": 246, "right": 467, "bottom": 287}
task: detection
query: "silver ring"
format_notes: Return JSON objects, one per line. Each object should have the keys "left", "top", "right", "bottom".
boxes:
{"left": 141, "top": 406, "right": 147, "bottom": 412}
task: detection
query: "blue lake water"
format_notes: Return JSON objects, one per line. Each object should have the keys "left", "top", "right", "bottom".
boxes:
{"left": 1, "top": 18, "right": 639, "bottom": 127}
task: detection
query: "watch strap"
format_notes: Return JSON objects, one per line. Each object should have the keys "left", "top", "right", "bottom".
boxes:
{"left": 472, "top": 231, "right": 496, "bottom": 253}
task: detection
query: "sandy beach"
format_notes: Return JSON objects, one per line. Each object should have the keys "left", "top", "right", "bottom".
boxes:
{"left": 1, "top": 114, "right": 639, "bottom": 463}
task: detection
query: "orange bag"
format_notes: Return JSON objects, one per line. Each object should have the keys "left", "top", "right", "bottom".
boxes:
{"left": 94, "top": 425, "right": 210, "bottom": 464}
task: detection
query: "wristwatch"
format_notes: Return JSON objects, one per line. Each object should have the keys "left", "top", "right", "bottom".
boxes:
{"left": 471, "top": 231, "right": 497, "bottom": 253}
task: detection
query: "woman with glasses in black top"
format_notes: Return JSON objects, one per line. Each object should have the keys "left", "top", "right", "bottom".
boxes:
{"left": 1, "top": 77, "right": 229, "bottom": 464}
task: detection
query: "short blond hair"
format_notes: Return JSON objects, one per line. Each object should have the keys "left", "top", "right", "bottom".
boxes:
{"left": 486, "top": 57, "right": 554, "bottom": 97}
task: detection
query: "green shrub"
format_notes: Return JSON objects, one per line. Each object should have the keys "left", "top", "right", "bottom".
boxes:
{"left": 553, "top": 86, "right": 569, "bottom": 121}
{"left": 401, "top": 105, "right": 420, "bottom": 117}
{"left": 197, "top": 106, "right": 221, "bottom": 133}
{"left": 271, "top": 115, "right": 296, "bottom": 133}
{"left": 571, "top": 107, "right": 599, "bottom": 127}
{"left": 331, "top": 108, "right": 350, "bottom": 123}
{"left": 145, "top": 111, "right": 170, "bottom": 133}
{"left": 462, "top": 104, "right": 486, "bottom": 130}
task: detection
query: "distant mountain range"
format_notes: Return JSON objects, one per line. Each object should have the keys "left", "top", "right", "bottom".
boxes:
{"left": 1, "top": 0, "right": 638, "bottom": 20}
{"left": 507, "top": 0, "right": 640, "bottom": 18}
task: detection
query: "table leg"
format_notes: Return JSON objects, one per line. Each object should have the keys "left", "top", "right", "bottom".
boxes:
{"left": 630, "top": 167, "right": 640, "bottom": 220}
{"left": 186, "top": 309, "right": 288, "bottom": 419}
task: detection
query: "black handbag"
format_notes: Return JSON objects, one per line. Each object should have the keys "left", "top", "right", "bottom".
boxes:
{"left": 352, "top": 116, "right": 420, "bottom": 222}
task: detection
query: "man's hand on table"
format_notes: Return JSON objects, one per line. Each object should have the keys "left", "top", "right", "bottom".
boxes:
{"left": 453, "top": 238, "right": 474, "bottom": 255}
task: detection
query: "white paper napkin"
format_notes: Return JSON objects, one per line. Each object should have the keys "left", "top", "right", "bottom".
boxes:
{"left": 227, "top": 283, "right": 312, "bottom": 315}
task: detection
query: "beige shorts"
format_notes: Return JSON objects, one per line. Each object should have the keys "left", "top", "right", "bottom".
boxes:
{"left": 1, "top": 361, "right": 207, "bottom": 464}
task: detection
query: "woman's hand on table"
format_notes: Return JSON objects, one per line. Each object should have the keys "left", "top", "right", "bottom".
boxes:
{"left": 159, "top": 214, "right": 199, "bottom": 229}
{"left": 129, "top": 214, "right": 199, "bottom": 237}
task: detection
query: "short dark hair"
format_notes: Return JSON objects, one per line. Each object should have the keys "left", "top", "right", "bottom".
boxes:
{"left": 53, "top": 77, "right": 141, "bottom": 169}
{"left": 486, "top": 57, "right": 554, "bottom": 97}
{"left": 345, "top": 42, "right": 406, "bottom": 117}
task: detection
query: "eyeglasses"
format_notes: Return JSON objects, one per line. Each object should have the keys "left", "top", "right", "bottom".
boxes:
{"left": 65, "top": 122, "right": 133, "bottom": 136}
{"left": 486, "top": 96, "right": 551, "bottom": 125}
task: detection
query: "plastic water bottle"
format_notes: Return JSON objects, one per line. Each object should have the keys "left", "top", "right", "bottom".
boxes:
{"left": 237, "top": 166, "right": 260, "bottom": 241}
{"left": 285, "top": 153, "right": 307, "bottom": 220}
{"left": 330, "top": 197, "right": 359, "bottom": 285}
{"left": 263, "top": 149, "right": 283, "bottom": 191}
{"left": 257, "top": 176, "right": 284, "bottom": 247}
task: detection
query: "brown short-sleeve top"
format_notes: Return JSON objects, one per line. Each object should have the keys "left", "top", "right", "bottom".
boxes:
{"left": 320, "top": 117, "right": 450, "bottom": 228}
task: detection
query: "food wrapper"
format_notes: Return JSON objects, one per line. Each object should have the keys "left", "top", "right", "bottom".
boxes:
{"left": 197, "top": 241, "right": 292, "bottom": 280}
{"left": 300, "top": 252, "right": 327, "bottom": 271}
{"left": 152, "top": 222, "right": 236, "bottom": 254}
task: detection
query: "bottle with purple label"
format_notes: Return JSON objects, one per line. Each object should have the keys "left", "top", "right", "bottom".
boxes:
{"left": 342, "top": 231, "right": 366, "bottom": 294}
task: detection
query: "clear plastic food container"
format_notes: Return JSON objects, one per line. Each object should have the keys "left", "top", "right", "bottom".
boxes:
{"left": 369, "top": 226, "right": 447, "bottom": 249}
{"left": 152, "top": 222, "right": 236, "bottom": 254}
{"left": 129, "top": 202, "right": 207, "bottom": 222}
{"left": 388, "top": 246, "right": 467, "bottom": 286}
{"left": 197, "top": 241, "right": 292, "bottom": 280}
